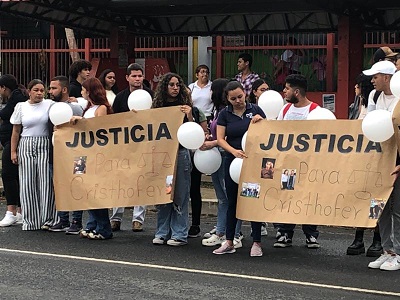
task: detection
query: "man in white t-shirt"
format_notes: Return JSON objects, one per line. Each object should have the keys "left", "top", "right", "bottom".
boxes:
{"left": 363, "top": 61, "right": 400, "bottom": 271}
{"left": 275, "top": 74, "right": 320, "bottom": 249}
{"left": 363, "top": 60, "right": 398, "bottom": 113}
{"left": 277, "top": 74, "right": 319, "bottom": 121}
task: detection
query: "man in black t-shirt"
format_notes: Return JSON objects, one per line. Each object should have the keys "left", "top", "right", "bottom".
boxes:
{"left": 112, "top": 63, "right": 154, "bottom": 113}
{"left": 110, "top": 63, "right": 154, "bottom": 232}
{"left": 68, "top": 60, "right": 92, "bottom": 98}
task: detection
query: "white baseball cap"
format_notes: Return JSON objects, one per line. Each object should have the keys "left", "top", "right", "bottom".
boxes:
{"left": 363, "top": 60, "right": 396, "bottom": 76}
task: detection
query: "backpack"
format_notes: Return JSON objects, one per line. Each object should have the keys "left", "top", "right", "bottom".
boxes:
{"left": 282, "top": 102, "right": 319, "bottom": 119}
{"left": 373, "top": 90, "right": 382, "bottom": 104}
{"left": 192, "top": 106, "right": 201, "bottom": 124}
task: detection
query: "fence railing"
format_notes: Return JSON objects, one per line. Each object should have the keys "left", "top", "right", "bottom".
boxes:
{"left": 0, "top": 31, "right": 399, "bottom": 92}
{"left": 0, "top": 37, "right": 110, "bottom": 87}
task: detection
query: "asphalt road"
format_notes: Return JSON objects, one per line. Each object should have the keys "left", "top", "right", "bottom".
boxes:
{"left": 0, "top": 206, "right": 399, "bottom": 300}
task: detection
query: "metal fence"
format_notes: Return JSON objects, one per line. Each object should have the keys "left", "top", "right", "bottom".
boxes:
{"left": 213, "top": 33, "right": 332, "bottom": 92}
{"left": 1, "top": 31, "right": 399, "bottom": 92}
{"left": 0, "top": 37, "right": 110, "bottom": 87}
{"left": 133, "top": 36, "right": 189, "bottom": 81}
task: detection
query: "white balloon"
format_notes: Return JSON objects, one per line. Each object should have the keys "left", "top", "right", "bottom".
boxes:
{"left": 76, "top": 97, "right": 88, "bottom": 110}
{"left": 177, "top": 122, "right": 205, "bottom": 149}
{"left": 241, "top": 131, "right": 248, "bottom": 152}
{"left": 257, "top": 90, "right": 284, "bottom": 120}
{"left": 362, "top": 109, "right": 394, "bottom": 142}
{"left": 390, "top": 71, "right": 400, "bottom": 99}
{"left": 229, "top": 157, "right": 243, "bottom": 184}
{"left": 128, "top": 89, "right": 152, "bottom": 111}
{"left": 49, "top": 102, "right": 73, "bottom": 125}
{"left": 194, "top": 148, "right": 222, "bottom": 174}
{"left": 307, "top": 107, "right": 336, "bottom": 120}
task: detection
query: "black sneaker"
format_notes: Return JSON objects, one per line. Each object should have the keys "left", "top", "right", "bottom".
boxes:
{"left": 66, "top": 222, "right": 82, "bottom": 235}
{"left": 273, "top": 235, "right": 292, "bottom": 248}
{"left": 188, "top": 225, "right": 201, "bottom": 238}
{"left": 48, "top": 222, "right": 69, "bottom": 232}
{"left": 306, "top": 236, "right": 320, "bottom": 249}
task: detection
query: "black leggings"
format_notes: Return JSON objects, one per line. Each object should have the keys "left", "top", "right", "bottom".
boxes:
{"left": 1, "top": 142, "right": 20, "bottom": 207}
{"left": 190, "top": 161, "right": 202, "bottom": 226}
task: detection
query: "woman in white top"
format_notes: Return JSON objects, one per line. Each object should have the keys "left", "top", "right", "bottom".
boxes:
{"left": 10, "top": 79, "right": 57, "bottom": 230}
{"left": 98, "top": 69, "right": 118, "bottom": 107}
{"left": 281, "top": 169, "right": 289, "bottom": 190}
{"left": 70, "top": 77, "right": 113, "bottom": 240}
{"left": 188, "top": 65, "right": 213, "bottom": 119}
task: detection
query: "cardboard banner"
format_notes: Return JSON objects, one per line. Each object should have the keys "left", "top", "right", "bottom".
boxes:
{"left": 53, "top": 107, "right": 183, "bottom": 211}
{"left": 237, "top": 120, "right": 397, "bottom": 228}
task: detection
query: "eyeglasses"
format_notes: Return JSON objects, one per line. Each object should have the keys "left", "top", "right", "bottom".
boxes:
{"left": 168, "top": 83, "right": 181, "bottom": 88}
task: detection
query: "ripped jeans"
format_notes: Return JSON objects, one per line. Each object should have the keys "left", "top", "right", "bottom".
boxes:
{"left": 155, "top": 148, "right": 192, "bottom": 242}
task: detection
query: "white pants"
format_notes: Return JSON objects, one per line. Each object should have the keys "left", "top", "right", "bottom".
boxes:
{"left": 110, "top": 206, "right": 146, "bottom": 224}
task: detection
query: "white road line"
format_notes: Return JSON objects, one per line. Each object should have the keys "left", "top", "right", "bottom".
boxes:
{"left": 0, "top": 247, "right": 398, "bottom": 297}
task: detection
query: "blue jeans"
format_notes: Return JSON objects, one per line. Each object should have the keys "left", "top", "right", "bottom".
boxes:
{"left": 379, "top": 175, "right": 400, "bottom": 253}
{"left": 225, "top": 154, "right": 261, "bottom": 242}
{"left": 155, "top": 148, "right": 191, "bottom": 242}
{"left": 86, "top": 209, "right": 112, "bottom": 238}
{"left": 58, "top": 210, "right": 83, "bottom": 225}
{"left": 50, "top": 164, "right": 83, "bottom": 225}
{"left": 211, "top": 149, "right": 242, "bottom": 236}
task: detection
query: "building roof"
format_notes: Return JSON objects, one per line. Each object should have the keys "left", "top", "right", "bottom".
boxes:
{"left": 0, "top": 0, "right": 400, "bottom": 35}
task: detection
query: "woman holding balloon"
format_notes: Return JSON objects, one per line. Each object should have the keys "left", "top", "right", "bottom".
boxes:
{"left": 213, "top": 81, "right": 266, "bottom": 256}
{"left": 70, "top": 77, "right": 114, "bottom": 240}
{"left": 201, "top": 78, "right": 243, "bottom": 247}
{"left": 152, "top": 73, "right": 193, "bottom": 247}
{"left": 10, "top": 79, "right": 57, "bottom": 230}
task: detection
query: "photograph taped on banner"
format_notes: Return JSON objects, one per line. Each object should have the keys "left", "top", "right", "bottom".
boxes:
{"left": 73, "top": 156, "right": 87, "bottom": 175}
{"left": 369, "top": 198, "right": 386, "bottom": 220}
{"left": 260, "top": 157, "right": 275, "bottom": 179}
{"left": 166, "top": 175, "right": 173, "bottom": 195}
{"left": 240, "top": 182, "right": 261, "bottom": 199}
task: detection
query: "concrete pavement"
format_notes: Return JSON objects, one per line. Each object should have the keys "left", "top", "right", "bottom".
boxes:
{"left": 0, "top": 203, "right": 399, "bottom": 299}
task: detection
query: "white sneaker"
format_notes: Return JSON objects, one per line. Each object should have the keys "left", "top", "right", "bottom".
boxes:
{"left": 222, "top": 238, "right": 243, "bottom": 249}
{"left": 152, "top": 237, "right": 165, "bottom": 245}
{"left": 233, "top": 238, "right": 243, "bottom": 249}
{"left": 380, "top": 254, "right": 400, "bottom": 271}
{"left": 203, "top": 227, "right": 217, "bottom": 239}
{"left": 0, "top": 211, "right": 17, "bottom": 227}
{"left": 368, "top": 252, "right": 392, "bottom": 269}
{"left": 202, "top": 234, "right": 226, "bottom": 246}
{"left": 261, "top": 223, "right": 268, "bottom": 236}
{"left": 236, "top": 232, "right": 244, "bottom": 241}
{"left": 16, "top": 212, "right": 23, "bottom": 225}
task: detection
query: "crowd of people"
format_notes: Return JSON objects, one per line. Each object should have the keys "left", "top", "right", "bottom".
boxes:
{"left": 0, "top": 44, "right": 400, "bottom": 268}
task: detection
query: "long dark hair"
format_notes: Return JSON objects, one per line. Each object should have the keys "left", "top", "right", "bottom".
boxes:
{"left": 98, "top": 69, "right": 118, "bottom": 94}
{"left": 82, "top": 78, "right": 113, "bottom": 114}
{"left": 211, "top": 78, "right": 229, "bottom": 114}
{"left": 249, "top": 79, "right": 268, "bottom": 103}
{"left": 356, "top": 73, "right": 374, "bottom": 107}
{"left": 152, "top": 73, "right": 192, "bottom": 108}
